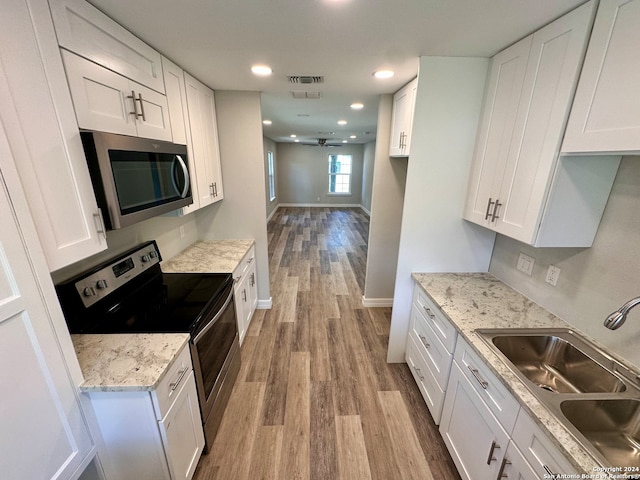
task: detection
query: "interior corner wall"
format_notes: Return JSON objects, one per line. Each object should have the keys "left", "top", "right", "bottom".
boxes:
{"left": 275, "top": 143, "right": 365, "bottom": 206}
{"left": 363, "top": 95, "right": 407, "bottom": 303}
{"left": 263, "top": 136, "right": 278, "bottom": 219}
{"left": 196, "top": 91, "right": 271, "bottom": 303}
{"left": 361, "top": 141, "right": 376, "bottom": 213}
{"left": 387, "top": 56, "right": 497, "bottom": 363}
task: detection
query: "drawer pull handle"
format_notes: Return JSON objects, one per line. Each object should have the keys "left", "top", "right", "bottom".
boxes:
{"left": 418, "top": 335, "right": 430, "bottom": 348}
{"left": 468, "top": 365, "right": 489, "bottom": 389}
{"left": 412, "top": 365, "right": 425, "bottom": 381}
{"left": 486, "top": 440, "right": 500, "bottom": 465}
{"left": 497, "top": 457, "right": 510, "bottom": 479}
{"left": 543, "top": 465, "right": 558, "bottom": 478}
{"left": 422, "top": 305, "right": 436, "bottom": 319}
{"left": 485, "top": 198, "right": 495, "bottom": 220}
{"left": 170, "top": 367, "right": 188, "bottom": 392}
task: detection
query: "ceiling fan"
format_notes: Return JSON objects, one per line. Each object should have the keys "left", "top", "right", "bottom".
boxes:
{"left": 302, "top": 138, "right": 342, "bottom": 147}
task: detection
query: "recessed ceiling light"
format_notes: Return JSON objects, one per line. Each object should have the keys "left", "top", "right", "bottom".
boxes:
{"left": 350, "top": 103, "right": 364, "bottom": 110}
{"left": 350, "top": 135, "right": 356, "bottom": 139}
{"left": 337, "top": 120, "right": 347, "bottom": 125}
{"left": 290, "top": 134, "right": 297, "bottom": 138}
{"left": 294, "top": 139, "right": 300, "bottom": 142}
{"left": 262, "top": 120, "right": 272, "bottom": 125}
{"left": 373, "top": 70, "right": 394, "bottom": 79}
{"left": 342, "top": 140, "right": 348, "bottom": 143}
{"left": 251, "top": 65, "right": 273, "bottom": 76}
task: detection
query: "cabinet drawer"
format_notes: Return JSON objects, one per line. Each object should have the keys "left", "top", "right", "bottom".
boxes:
{"left": 152, "top": 343, "right": 193, "bottom": 420}
{"left": 512, "top": 408, "right": 577, "bottom": 477}
{"left": 413, "top": 286, "right": 457, "bottom": 353}
{"left": 454, "top": 337, "right": 520, "bottom": 432}
{"left": 233, "top": 245, "right": 256, "bottom": 284}
{"left": 409, "top": 307, "right": 453, "bottom": 390}
{"left": 406, "top": 333, "right": 446, "bottom": 423}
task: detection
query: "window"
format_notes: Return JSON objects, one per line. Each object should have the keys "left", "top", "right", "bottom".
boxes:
{"left": 328, "top": 154, "right": 352, "bottom": 194}
{"left": 267, "top": 151, "right": 276, "bottom": 201}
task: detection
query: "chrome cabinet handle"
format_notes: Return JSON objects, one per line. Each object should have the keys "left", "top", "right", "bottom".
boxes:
{"left": 127, "top": 90, "right": 139, "bottom": 118}
{"left": 485, "top": 198, "right": 496, "bottom": 220}
{"left": 486, "top": 440, "right": 500, "bottom": 465}
{"left": 496, "top": 457, "right": 510, "bottom": 479}
{"left": 250, "top": 273, "right": 255, "bottom": 287}
{"left": 169, "top": 367, "right": 188, "bottom": 391}
{"left": 422, "top": 305, "right": 436, "bottom": 319}
{"left": 418, "top": 334, "right": 430, "bottom": 348}
{"left": 209, "top": 183, "right": 214, "bottom": 196}
{"left": 247, "top": 256, "right": 254, "bottom": 264}
{"left": 412, "top": 365, "right": 424, "bottom": 381}
{"left": 212, "top": 182, "right": 217, "bottom": 197}
{"left": 233, "top": 276, "right": 241, "bottom": 284}
{"left": 136, "top": 93, "right": 146, "bottom": 121}
{"left": 468, "top": 365, "right": 489, "bottom": 389}
{"left": 93, "top": 211, "right": 107, "bottom": 241}
{"left": 543, "top": 465, "right": 558, "bottom": 478}
{"left": 242, "top": 289, "right": 247, "bottom": 302}
{"left": 491, "top": 200, "right": 502, "bottom": 222}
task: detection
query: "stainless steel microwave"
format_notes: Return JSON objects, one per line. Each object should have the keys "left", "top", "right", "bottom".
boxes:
{"left": 81, "top": 132, "right": 193, "bottom": 230}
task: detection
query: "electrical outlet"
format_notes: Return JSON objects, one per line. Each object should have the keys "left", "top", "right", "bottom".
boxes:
{"left": 545, "top": 265, "right": 561, "bottom": 286}
{"left": 179, "top": 225, "right": 185, "bottom": 238}
{"left": 516, "top": 253, "right": 535, "bottom": 276}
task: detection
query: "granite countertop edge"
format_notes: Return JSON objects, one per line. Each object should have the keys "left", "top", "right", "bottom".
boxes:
{"left": 161, "top": 239, "right": 255, "bottom": 274}
{"left": 73, "top": 333, "right": 190, "bottom": 393}
{"left": 411, "top": 272, "right": 603, "bottom": 474}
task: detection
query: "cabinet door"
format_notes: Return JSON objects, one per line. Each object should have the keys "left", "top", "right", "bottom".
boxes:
{"left": 133, "top": 81, "right": 172, "bottom": 142}
{"left": 1, "top": 0, "right": 106, "bottom": 271}
{"left": 162, "top": 57, "right": 190, "bottom": 145}
{"left": 0, "top": 123, "right": 95, "bottom": 479}
{"left": 494, "top": 1, "right": 595, "bottom": 243}
{"left": 62, "top": 50, "right": 138, "bottom": 136}
{"left": 234, "top": 273, "right": 249, "bottom": 345}
{"left": 389, "top": 78, "right": 417, "bottom": 157}
{"left": 246, "top": 258, "right": 258, "bottom": 323}
{"left": 159, "top": 371, "right": 205, "bottom": 480}
{"left": 201, "top": 87, "right": 224, "bottom": 203}
{"left": 463, "top": 36, "right": 531, "bottom": 227}
{"left": 562, "top": 0, "right": 640, "bottom": 153}
{"left": 49, "top": 0, "right": 165, "bottom": 93}
{"left": 501, "top": 443, "right": 539, "bottom": 480}
{"left": 440, "top": 362, "right": 510, "bottom": 480}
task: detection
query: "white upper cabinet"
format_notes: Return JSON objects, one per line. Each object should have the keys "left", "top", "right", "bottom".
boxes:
{"left": 463, "top": 1, "right": 618, "bottom": 247}
{"left": 389, "top": 77, "right": 418, "bottom": 157}
{"left": 162, "top": 56, "right": 190, "bottom": 146}
{"left": 49, "top": 0, "right": 165, "bottom": 93}
{"left": 562, "top": 0, "right": 640, "bottom": 154}
{"left": 184, "top": 73, "right": 224, "bottom": 210}
{"left": 1, "top": 0, "right": 107, "bottom": 271}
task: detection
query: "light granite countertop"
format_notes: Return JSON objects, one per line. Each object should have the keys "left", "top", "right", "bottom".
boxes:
{"left": 72, "top": 333, "right": 190, "bottom": 392}
{"left": 161, "top": 239, "right": 255, "bottom": 274}
{"left": 412, "top": 272, "right": 609, "bottom": 475}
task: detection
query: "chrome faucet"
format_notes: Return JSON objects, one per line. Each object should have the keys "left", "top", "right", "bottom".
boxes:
{"left": 604, "top": 296, "right": 640, "bottom": 330}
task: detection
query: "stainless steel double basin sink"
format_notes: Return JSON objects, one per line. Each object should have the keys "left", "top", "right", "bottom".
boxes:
{"left": 475, "top": 328, "right": 640, "bottom": 469}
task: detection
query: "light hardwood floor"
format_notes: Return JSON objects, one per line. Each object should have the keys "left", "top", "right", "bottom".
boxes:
{"left": 193, "top": 207, "right": 460, "bottom": 480}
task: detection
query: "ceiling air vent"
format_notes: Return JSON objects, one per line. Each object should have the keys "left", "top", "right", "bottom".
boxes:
{"left": 288, "top": 75, "right": 324, "bottom": 84}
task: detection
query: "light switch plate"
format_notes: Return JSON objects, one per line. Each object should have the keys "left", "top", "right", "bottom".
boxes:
{"left": 517, "top": 253, "right": 535, "bottom": 276}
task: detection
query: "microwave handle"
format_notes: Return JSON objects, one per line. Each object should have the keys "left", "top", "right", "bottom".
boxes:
{"left": 172, "top": 155, "right": 190, "bottom": 198}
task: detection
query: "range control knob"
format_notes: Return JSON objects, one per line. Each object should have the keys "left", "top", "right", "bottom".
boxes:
{"left": 83, "top": 286, "right": 96, "bottom": 297}
{"left": 141, "top": 254, "right": 151, "bottom": 263}
{"left": 149, "top": 251, "right": 158, "bottom": 259}
{"left": 96, "top": 279, "right": 108, "bottom": 289}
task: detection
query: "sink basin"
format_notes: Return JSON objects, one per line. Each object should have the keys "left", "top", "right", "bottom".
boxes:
{"left": 561, "top": 399, "right": 640, "bottom": 468}
{"left": 490, "top": 333, "right": 626, "bottom": 394}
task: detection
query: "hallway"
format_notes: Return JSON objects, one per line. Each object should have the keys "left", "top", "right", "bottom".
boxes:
{"left": 193, "top": 207, "right": 459, "bottom": 480}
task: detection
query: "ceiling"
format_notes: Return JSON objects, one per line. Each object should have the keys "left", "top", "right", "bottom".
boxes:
{"left": 88, "top": 0, "right": 586, "bottom": 146}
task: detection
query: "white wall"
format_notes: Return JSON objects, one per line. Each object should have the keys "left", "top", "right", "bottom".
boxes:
{"left": 263, "top": 137, "right": 278, "bottom": 219}
{"left": 276, "top": 143, "right": 365, "bottom": 206}
{"left": 196, "top": 91, "right": 271, "bottom": 305}
{"left": 361, "top": 140, "right": 376, "bottom": 213}
{"left": 387, "top": 56, "right": 497, "bottom": 363}
{"left": 363, "top": 95, "right": 407, "bottom": 304}
{"left": 489, "top": 156, "right": 640, "bottom": 368}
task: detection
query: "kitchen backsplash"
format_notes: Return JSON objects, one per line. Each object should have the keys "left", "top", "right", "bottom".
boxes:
{"left": 489, "top": 155, "right": 640, "bottom": 368}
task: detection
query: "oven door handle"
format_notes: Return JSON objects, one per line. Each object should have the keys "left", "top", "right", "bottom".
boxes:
{"left": 193, "top": 287, "right": 234, "bottom": 344}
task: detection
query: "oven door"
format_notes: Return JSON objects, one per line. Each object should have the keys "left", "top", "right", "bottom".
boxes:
{"left": 190, "top": 282, "right": 238, "bottom": 421}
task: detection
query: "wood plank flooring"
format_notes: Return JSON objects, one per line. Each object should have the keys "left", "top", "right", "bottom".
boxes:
{"left": 193, "top": 207, "right": 460, "bottom": 480}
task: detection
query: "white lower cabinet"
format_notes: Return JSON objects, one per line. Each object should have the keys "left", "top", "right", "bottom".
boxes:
{"left": 87, "top": 345, "right": 204, "bottom": 480}
{"left": 233, "top": 245, "right": 258, "bottom": 345}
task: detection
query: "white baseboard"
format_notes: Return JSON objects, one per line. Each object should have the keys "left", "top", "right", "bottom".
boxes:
{"left": 278, "top": 203, "right": 362, "bottom": 208}
{"left": 361, "top": 296, "right": 393, "bottom": 307}
{"left": 360, "top": 204, "right": 371, "bottom": 216}
{"left": 266, "top": 205, "right": 279, "bottom": 222}
{"left": 257, "top": 298, "right": 273, "bottom": 309}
